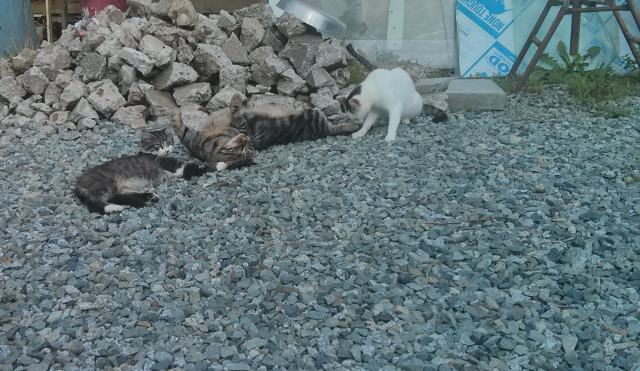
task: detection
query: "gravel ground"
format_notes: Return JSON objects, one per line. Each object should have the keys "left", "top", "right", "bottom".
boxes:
{"left": 1, "top": 88, "right": 640, "bottom": 371}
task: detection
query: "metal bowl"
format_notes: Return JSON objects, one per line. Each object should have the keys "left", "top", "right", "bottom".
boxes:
{"left": 276, "top": 0, "right": 346, "bottom": 40}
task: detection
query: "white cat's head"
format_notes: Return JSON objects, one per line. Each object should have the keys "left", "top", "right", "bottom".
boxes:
{"left": 337, "top": 85, "right": 366, "bottom": 121}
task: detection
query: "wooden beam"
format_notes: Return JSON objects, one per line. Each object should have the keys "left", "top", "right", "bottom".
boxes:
{"left": 34, "top": 0, "right": 263, "bottom": 16}
{"left": 190, "top": 0, "right": 261, "bottom": 14}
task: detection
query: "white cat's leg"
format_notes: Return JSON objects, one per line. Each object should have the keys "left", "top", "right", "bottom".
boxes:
{"left": 352, "top": 112, "right": 379, "bottom": 140}
{"left": 385, "top": 106, "right": 403, "bottom": 142}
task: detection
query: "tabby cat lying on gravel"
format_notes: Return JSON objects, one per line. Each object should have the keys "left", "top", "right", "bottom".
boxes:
{"left": 228, "top": 94, "right": 360, "bottom": 151}
{"left": 75, "top": 126, "right": 213, "bottom": 214}
{"left": 172, "top": 94, "right": 256, "bottom": 171}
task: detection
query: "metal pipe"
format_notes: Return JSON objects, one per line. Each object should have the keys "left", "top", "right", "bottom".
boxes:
{"left": 45, "top": 0, "right": 52, "bottom": 42}
{"left": 570, "top": 0, "right": 581, "bottom": 55}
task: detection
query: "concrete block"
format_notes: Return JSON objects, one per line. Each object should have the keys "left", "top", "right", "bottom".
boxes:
{"left": 414, "top": 77, "right": 457, "bottom": 94}
{"left": 445, "top": 79, "right": 506, "bottom": 111}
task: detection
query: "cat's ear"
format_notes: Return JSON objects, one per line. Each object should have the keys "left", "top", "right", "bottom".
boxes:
{"left": 164, "top": 125, "right": 174, "bottom": 136}
{"left": 348, "top": 98, "right": 361, "bottom": 111}
{"left": 141, "top": 129, "right": 154, "bottom": 140}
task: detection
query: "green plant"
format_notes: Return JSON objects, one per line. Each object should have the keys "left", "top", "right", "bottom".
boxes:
{"left": 346, "top": 63, "right": 368, "bottom": 85}
{"left": 540, "top": 41, "right": 602, "bottom": 72}
{"left": 620, "top": 54, "right": 639, "bottom": 72}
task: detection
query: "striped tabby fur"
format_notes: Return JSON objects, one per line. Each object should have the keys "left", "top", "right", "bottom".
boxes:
{"left": 229, "top": 99, "right": 360, "bottom": 151}
{"left": 75, "top": 127, "right": 212, "bottom": 214}
{"left": 172, "top": 94, "right": 255, "bottom": 170}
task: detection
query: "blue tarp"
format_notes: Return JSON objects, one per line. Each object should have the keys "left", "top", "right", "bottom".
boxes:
{"left": 0, "top": 0, "right": 38, "bottom": 57}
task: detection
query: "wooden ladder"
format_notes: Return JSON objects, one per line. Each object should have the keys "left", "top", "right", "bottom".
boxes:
{"left": 507, "top": 0, "right": 640, "bottom": 93}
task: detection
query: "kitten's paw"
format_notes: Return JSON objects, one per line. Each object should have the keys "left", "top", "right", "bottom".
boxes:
{"left": 216, "top": 162, "right": 228, "bottom": 171}
{"left": 143, "top": 192, "right": 159, "bottom": 204}
{"left": 352, "top": 131, "right": 366, "bottom": 140}
{"left": 384, "top": 134, "right": 397, "bottom": 142}
{"left": 104, "top": 204, "right": 124, "bottom": 213}
{"left": 402, "top": 118, "right": 410, "bottom": 125}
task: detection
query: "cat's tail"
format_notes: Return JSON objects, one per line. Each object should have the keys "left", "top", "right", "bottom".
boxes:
{"left": 171, "top": 109, "right": 187, "bottom": 140}
{"left": 74, "top": 186, "right": 109, "bottom": 214}
{"left": 423, "top": 104, "right": 448, "bottom": 123}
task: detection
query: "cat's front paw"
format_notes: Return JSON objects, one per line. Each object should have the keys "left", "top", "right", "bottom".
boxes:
{"left": 384, "top": 134, "right": 397, "bottom": 142}
{"left": 216, "top": 162, "right": 228, "bottom": 171}
{"left": 104, "top": 204, "right": 124, "bottom": 213}
{"left": 143, "top": 192, "right": 159, "bottom": 204}
{"left": 352, "top": 130, "right": 366, "bottom": 140}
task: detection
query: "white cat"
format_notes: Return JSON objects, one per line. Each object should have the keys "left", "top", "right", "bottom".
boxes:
{"left": 337, "top": 67, "right": 426, "bottom": 142}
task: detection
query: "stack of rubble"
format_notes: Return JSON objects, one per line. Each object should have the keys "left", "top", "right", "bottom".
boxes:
{"left": 0, "top": 0, "right": 354, "bottom": 133}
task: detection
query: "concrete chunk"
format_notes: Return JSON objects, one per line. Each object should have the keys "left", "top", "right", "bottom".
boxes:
{"left": 168, "top": 0, "right": 198, "bottom": 27}
{"left": 139, "top": 35, "right": 177, "bottom": 68}
{"left": 305, "top": 65, "right": 338, "bottom": 95}
{"left": 222, "top": 34, "right": 249, "bottom": 66}
{"left": 276, "top": 13, "right": 307, "bottom": 39}
{"left": 445, "top": 79, "right": 506, "bottom": 111}
{"left": 248, "top": 94, "right": 306, "bottom": 111}
{"left": 69, "top": 97, "right": 99, "bottom": 123}
{"left": 193, "top": 15, "right": 228, "bottom": 46}
{"left": 111, "top": 105, "right": 148, "bottom": 128}
{"left": 145, "top": 89, "right": 178, "bottom": 123}
{"left": 415, "top": 77, "right": 457, "bottom": 94}
{"left": 311, "top": 87, "right": 340, "bottom": 116}
{"left": 11, "top": 48, "right": 38, "bottom": 74}
{"left": 153, "top": 62, "right": 198, "bottom": 91}
{"left": 172, "top": 83, "right": 212, "bottom": 106}
{"left": 0, "top": 77, "right": 27, "bottom": 103}
{"left": 119, "top": 47, "right": 154, "bottom": 76}
{"left": 87, "top": 80, "right": 126, "bottom": 118}
{"left": 179, "top": 102, "right": 208, "bottom": 130}
{"left": 176, "top": 37, "right": 195, "bottom": 65}
{"left": 192, "top": 44, "right": 231, "bottom": 81}
{"left": 240, "top": 17, "right": 265, "bottom": 53}
{"left": 206, "top": 85, "right": 246, "bottom": 112}
{"left": 22, "top": 67, "right": 50, "bottom": 95}
{"left": 279, "top": 34, "right": 322, "bottom": 77}
{"left": 219, "top": 65, "right": 250, "bottom": 94}
{"left": 277, "top": 68, "right": 307, "bottom": 97}
{"left": 315, "top": 39, "right": 348, "bottom": 70}
{"left": 60, "top": 80, "right": 87, "bottom": 109}
{"left": 34, "top": 45, "right": 71, "bottom": 69}
{"left": 78, "top": 52, "right": 107, "bottom": 82}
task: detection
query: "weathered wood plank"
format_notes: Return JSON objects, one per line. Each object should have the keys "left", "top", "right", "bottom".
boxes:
{"left": 33, "top": 0, "right": 267, "bottom": 16}
{"left": 190, "top": 0, "right": 263, "bottom": 14}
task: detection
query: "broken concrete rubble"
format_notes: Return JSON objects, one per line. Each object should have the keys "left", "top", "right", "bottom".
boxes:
{"left": 152, "top": 62, "right": 198, "bottom": 91}
{"left": 139, "top": 35, "right": 177, "bottom": 68}
{"left": 111, "top": 105, "right": 148, "bottom": 128}
{"left": 222, "top": 34, "right": 249, "bottom": 66}
{"left": 69, "top": 98, "right": 100, "bottom": 123}
{"left": 240, "top": 17, "right": 265, "bottom": 53}
{"left": 206, "top": 85, "right": 246, "bottom": 112}
{"left": 0, "top": 0, "right": 368, "bottom": 138}
{"left": 191, "top": 44, "right": 231, "bottom": 81}
{"left": 87, "top": 80, "right": 126, "bottom": 118}
{"left": 172, "top": 82, "right": 212, "bottom": 106}
{"left": 179, "top": 102, "right": 208, "bottom": 130}
{"left": 276, "top": 13, "right": 307, "bottom": 39}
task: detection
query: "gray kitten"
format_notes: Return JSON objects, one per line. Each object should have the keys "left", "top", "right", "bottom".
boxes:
{"left": 75, "top": 126, "right": 213, "bottom": 214}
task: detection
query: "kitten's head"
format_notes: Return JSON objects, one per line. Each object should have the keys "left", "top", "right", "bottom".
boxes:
{"left": 140, "top": 126, "right": 174, "bottom": 156}
{"left": 337, "top": 85, "right": 365, "bottom": 120}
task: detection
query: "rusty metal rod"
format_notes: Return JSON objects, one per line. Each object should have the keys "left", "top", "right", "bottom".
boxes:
{"left": 613, "top": 10, "right": 640, "bottom": 67}
{"left": 570, "top": 0, "right": 582, "bottom": 55}
{"left": 511, "top": 1, "right": 571, "bottom": 93}
{"left": 508, "top": 0, "right": 558, "bottom": 79}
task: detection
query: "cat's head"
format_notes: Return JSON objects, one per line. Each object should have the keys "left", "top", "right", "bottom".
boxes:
{"left": 140, "top": 126, "right": 174, "bottom": 156}
{"left": 220, "top": 133, "right": 254, "bottom": 159}
{"left": 336, "top": 85, "right": 365, "bottom": 120}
